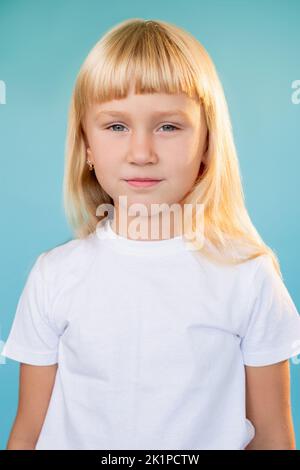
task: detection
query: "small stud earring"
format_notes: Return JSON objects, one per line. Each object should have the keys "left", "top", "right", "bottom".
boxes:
{"left": 86, "top": 159, "right": 94, "bottom": 171}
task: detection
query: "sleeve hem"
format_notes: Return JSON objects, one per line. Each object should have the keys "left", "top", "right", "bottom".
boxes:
{"left": 242, "top": 342, "right": 300, "bottom": 367}
{"left": 1, "top": 340, "right": 58, "bottom": 365}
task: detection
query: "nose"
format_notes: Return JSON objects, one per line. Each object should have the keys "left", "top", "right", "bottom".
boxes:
{"left": 126, "top": 132, "right": 158, "bottom": 165}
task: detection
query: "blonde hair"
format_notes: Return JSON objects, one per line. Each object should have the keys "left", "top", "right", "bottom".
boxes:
{"left": 63, "top": 18, "right": 282, "bottom": 277}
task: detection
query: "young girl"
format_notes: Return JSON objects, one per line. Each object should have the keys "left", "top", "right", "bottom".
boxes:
{"left": 2, "top": 18, "right": 300, "bottom": 451}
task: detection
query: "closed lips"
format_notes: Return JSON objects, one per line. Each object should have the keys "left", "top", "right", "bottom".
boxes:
{"left": 125, "top": 178, "right": 162, "bottom": 181}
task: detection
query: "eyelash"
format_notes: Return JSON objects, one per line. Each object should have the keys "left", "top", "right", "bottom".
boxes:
{"left": 105, "top": 123, "right": 180, "bottom": 132}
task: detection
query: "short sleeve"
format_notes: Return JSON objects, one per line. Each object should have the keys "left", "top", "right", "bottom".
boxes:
{"left": 240, "top": 255, "right": 300, "bottom": 367}
{"left": 0, "top": 253, "right": 59, "bottom": 365}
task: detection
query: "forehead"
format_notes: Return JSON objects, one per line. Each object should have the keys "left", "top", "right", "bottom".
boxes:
{"left": 88, "top": 92, "right": 202, "bottom": 121}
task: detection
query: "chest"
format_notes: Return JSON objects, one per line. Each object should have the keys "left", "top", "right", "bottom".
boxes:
{"left": 54, "top": 257, "right": 245, "bottom": 386}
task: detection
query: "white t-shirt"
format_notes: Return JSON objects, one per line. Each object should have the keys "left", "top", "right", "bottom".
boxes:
{"left": 2, "top": 217, "right": 300, "bottom": 450}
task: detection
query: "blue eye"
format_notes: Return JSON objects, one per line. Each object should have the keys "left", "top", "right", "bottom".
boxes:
{"left": 159, "top": 124, "right": 179, "bottom": 132}
{"left": 106, "top": 124, "right": 179, "bottom": 132}
{"left": 107, "top": 124, "right": 127, "bottom": 132}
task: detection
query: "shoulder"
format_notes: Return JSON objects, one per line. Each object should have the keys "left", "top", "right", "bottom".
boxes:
{"left": 234, "top": 254, "right": 282, "bottom": 305}
{"left": 35, "top": 231, "right": 98, "bottom": 283}
{"left": 231, "top": 253, "right": 277, "bottom": 287}
{"left": 196, "top": 251, "right": 271, "bottom": 291}
{"left": 244, "top": 254, "right": 282, "bottom": 297}
{"left": 239, "top": 253, "right": 296, "bottom": 325}
{"left": 188, "top": 251, "right": 273, "bottom": 315}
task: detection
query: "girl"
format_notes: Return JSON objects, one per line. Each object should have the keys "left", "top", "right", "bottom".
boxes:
{"left": 2, "top": 18, "right": 300, "bottom": 451}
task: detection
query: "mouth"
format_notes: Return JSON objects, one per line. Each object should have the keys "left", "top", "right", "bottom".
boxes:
{"left": 123, "top": 178, "right": 163, "bottom": 188}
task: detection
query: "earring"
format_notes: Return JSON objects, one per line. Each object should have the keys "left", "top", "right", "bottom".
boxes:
{"left": 86, "top": 159, "right": 94, "bottom": 171}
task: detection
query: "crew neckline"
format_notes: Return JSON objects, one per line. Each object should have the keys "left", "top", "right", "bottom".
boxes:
{"left": 94, "top": 217, "right": 188, "bottom": 256}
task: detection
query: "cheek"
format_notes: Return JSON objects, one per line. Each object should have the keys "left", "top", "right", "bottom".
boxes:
{"left": 92, "top": 144, "right": 120, "bottom": 176}
{"left": 90, "top": 135, "right": 107, "bottom": 159}
{"left": 167, "top": 133, "right": 200, "bottom": 168}
{"left": 91, "top": 150, "right": 117, "bottom": 192}
{"left": 89, "top": 129, "right": 114, "bottom": 159}
{"left": 168, "top": 149, "right": 201, "bottom": 179}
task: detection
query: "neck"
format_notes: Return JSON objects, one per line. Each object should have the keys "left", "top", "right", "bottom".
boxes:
{"left": 110, "top": 208, "right": 184, "bottom": 241}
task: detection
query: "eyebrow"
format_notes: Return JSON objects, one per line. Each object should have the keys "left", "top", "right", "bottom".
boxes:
{"left": 94, "top": 109, "right": 191, "bottom": 120}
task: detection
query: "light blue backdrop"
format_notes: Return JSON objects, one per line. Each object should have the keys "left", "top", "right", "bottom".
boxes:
{"left": 0, "top": 0, "right": 299, "bottom": 450}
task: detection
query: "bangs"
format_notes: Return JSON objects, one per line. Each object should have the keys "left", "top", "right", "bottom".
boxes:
{"left": 76, "top": 19, "right": 204, "bottom": 116}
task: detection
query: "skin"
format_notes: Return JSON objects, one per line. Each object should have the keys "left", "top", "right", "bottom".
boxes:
{"left": 244, "top": 360, "right": 296, "bottom": 449}
{"left": 82, "top": 89, "right": 209, "bottom": 240}
{"left": 6, "top": 92, "right": 297, "bottom": 450}
{"left": 6, "top": 363, "right": 58, "bottom": 449}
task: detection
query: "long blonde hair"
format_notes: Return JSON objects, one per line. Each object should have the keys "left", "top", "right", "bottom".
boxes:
{"left": 63, "top": 18, "right": 281, "bottom": 277}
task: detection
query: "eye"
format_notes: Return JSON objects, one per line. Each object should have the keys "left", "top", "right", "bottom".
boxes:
{"left": 106, "top": 124, "right": 127, "bottom": 132}
{"left": 158, "top": 124, "right": 179, "bottom": 132}
{"left": 105, "top": 123, "right": 180, "bottom": 132}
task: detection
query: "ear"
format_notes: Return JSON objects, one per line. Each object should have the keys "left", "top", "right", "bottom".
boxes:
{"left": 86, "top": 147, "right": 94, "bottom": 165}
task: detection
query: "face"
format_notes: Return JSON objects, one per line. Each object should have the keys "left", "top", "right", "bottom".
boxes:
{"left": 83, "top": 90, "right": 208, "bottom": 237}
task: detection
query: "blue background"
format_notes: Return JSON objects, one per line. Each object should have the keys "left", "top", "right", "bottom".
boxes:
{"left": 0, "top": 0, "right": 299, "bottom": 449}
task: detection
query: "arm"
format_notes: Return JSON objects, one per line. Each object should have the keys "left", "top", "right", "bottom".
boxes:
{"left": 6, "top": 362, "right": 58, "bottom": 450}
{"left": 244, "top": 359, "right": 296, "bottom": 450}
